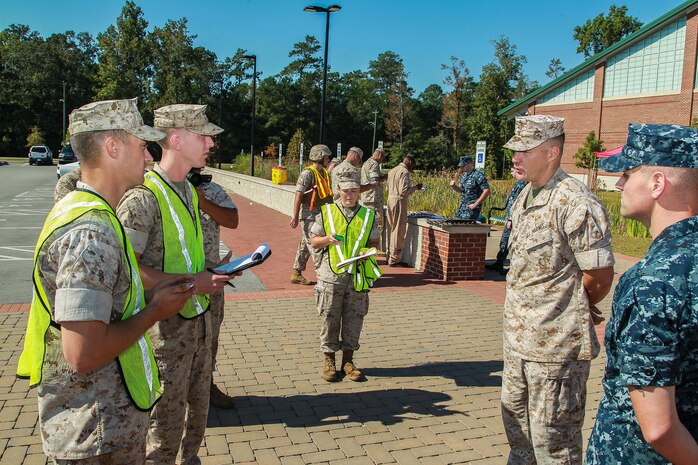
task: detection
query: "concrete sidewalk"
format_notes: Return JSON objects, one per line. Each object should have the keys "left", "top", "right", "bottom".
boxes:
{"left": 0, "top": 190, "right": 639, "bottom": 465}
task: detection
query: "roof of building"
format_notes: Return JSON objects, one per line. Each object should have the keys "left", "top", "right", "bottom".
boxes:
{"left": 498, "top": 0, "right": 698, "bottom": 118}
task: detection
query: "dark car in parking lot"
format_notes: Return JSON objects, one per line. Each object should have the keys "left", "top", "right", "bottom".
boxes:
{"left": 58, "top": 144, "right": 77, "bottom": 164}
{"left": 28, "top": 145, "right": 53, "bottom": 165}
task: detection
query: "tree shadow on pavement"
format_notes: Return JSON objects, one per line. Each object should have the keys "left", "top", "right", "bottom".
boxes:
{"left": 208, "top": 388, "right": 462, "bottom": 428}
{"left": 362, "top": 360, "right": 503, "bottom": 387}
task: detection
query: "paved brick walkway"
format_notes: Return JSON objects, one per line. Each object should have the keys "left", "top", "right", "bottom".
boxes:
{"left": 0, "top": 191, "right": 639, "bottom": 465}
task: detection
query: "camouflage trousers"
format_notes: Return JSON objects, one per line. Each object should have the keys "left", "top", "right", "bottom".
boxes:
{"left": 387, "top": 197, "right": 407, "bottom": 264}
{"left": 146, "top": 322, "right": 212, "bottom": 465}
{"left": 208, "top": 291, "right": 225, "bottom": 371}
{"left": 501, "top": 351, "right": 590, "bottom": 465}
{"left": 293, "top": 218, "right": 323, "bottom": 272}
{"left": 363, "top": 202, "right": 385, "bottom": 251}
{"left": 51, "top": 438, "right": 146, "bottom": 465}
{"left": 315, "top": 279, "right": 369, "bottom": 353}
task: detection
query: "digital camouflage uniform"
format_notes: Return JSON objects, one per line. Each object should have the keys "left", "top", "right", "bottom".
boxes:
{"left": 331, "top": 159, "right": 360, "bottom": 200}
{"left": 585, "top": 123, "right": 698, "bottom": 464}
{"left": 293, "top": 168, "right": 324, "bottom": 272}
{"left": 199, "top": 181, "right": 236, "bottom": 370}
{"left": 502, "top": 168, "right": 614, "bottom": 465}
{"left": 360, "top": 157, "right": 385, "bottom": 248}
{"left": 311, "top": 201, "right": 380, "bottom": 353}
{"left": 36, "top": 183, "right": 149, "bottom": 463}
{"left": 454, "top": 169, "right": 489, "bottom": 220}
{"left": 498, "top": 180, "right": 528, "bottom": 257}
{"left": 117, "top": 164, "right": 212, "bottom": 465}
{"left": 54, "top": 167, "right": 81, "bottom": 202}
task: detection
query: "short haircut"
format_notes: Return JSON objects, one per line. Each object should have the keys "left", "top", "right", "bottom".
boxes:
{"left": 546, "top": 134, "right": 565, "bottom": 156}
{"left": 155, "top": 128, "right": 179, "bottom": 149}
{"left": 70, "top": 130, "right": 128, "bottom": 166}
{"left": 403, "top": 155, "right": 415, "bottom": 166}
{"left": 647, "top": 165, "right": 698, "bottom": 193}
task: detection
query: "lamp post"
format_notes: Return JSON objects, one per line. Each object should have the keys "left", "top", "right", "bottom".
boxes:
{"left": 242, "top": 54, "right": 257, "bottom": 177}
{"left": 61, "top": 81, "right": 66, "bottom": 144}
{"left": 370, "top": 109, "right": 378, "bottom": 151}
{"left": 303, "top": 4, "right": 341, "bottom": 144}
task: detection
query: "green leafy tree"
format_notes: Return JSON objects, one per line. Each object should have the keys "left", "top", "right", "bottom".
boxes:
{"left": 545, "top": 58, "right": 566, "bottom": 79}
{"left": 368, "top": 51, "right": 405, "bottom": 98}
{"left": 441, "top": 56, "right": 474, "bottom": 154}
{"left": 573, "top": 5, "right": 643, "bottom": 58}
{"left": 575, "top": 131, "right": 605, "bottom": 188}
{"left": 385, "top": 74, "right": 413, "bottom": 150}
{"left": 287, "top": 128, "right": 312, "bottom": 163}
{"left": 467, "top": 36, "right": 529, "bottom": 178}
{"left": 26, "top": 126, "right": 45, "bottom": 147}
{"left": 94, "top": 1, "right": 153, "bottom": 102}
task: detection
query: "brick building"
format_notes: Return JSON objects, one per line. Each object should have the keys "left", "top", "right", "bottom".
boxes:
{"left": 499, "top": 0, "right": 698, "bottom": 187}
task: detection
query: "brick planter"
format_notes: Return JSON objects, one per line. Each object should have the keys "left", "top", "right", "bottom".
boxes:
{"left": 419, "top": 223, "right": 489, "bottom": 281}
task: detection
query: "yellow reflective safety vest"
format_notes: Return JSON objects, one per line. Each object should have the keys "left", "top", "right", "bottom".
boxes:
{"left": 143, "top": 171, "right": 209, "bottom": 318}
{"left": 306, "top": 165, "right": 333, "bottom": 212}
{"left": 17, "top": 189, "right": 162, "bottom": 411}
{"left": 321, "top": 203, "right": 383, "bottom": 291}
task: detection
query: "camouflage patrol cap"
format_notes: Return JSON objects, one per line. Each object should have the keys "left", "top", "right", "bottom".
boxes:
{"left": 154, "top": 104, "right": 223, "bottom": 136}
{"left": 309, "top": 144, "right": 331, "bottom": 162}
{"left": 503, "top": 115, "right": 565, "bottom": 151}
{"left": 458, "top": 155, "right": 473, "bottom": 167}
{"left": 68, "top": 98, "right": 164, "bottom": 141}
{"left": 600, "top": 123, "right": 698, "bottom": 172}
{"left": 337, "top": 169, "right": 361, "bottom": 190}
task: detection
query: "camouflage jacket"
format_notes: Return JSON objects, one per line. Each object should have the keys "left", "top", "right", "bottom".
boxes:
{"left": 504, "top": 169, "right": 614, "bottom": 361}
{"left": 586, "top": 216, "right": 698, "bottom": 464}
{"left": 199, "top": 181, "right": 236, "bottom": 263}
{"left": 37, "top": 182, "right": 148, "bottom": 458}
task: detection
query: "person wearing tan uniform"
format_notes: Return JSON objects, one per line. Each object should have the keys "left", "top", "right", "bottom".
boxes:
{"left": 386, "top": 155, "right": 422, "bottom": 267}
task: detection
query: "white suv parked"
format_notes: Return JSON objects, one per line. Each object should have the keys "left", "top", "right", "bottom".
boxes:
{"left": 28, "top": 145, "right": 53, "bottom": 165}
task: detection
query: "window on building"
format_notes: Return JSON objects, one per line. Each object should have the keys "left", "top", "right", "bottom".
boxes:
{"left": 538, "top": 70, "right": 595, "bottom": 105}
{"left": 604, "top": 17, "right": 686, "bottom": 98}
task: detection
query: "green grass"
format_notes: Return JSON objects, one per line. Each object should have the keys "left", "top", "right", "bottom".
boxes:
{"left": 611, "top": 235, "right": 652, "bottom": 258}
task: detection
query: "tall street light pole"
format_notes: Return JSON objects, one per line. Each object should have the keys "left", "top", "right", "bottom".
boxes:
{"left": 242, "top": 54, "right": 257, "bottom": 177}
{"left": 303, "top": 4, "right": 341, "bottom": 144}
{"left": 210, "top": 79, "right": 224, "bottom": 169}
{"left": 62, "top": 81, "right": 66, "bottom": 143}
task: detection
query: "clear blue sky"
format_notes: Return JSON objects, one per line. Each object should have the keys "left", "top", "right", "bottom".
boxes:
{"left": 1, "top": 0, "right": 687, "bottom": 94}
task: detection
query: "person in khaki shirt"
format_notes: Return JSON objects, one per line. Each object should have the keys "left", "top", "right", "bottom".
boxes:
{"left": 386, "top": 155, "right": 422, "bottom": 266}
{"left": 501, "top": 115, "right": 615, "bottom": 465}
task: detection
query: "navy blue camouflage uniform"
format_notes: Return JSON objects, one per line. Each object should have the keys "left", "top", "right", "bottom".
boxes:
{"left": 586, "top": 122, "right": 698, "bottom": 464}
{"left": 586, "top": 217, "right": 698, "bottom": 464}
{"left": 455, "top": 169, "right": 489, "bottom": 220}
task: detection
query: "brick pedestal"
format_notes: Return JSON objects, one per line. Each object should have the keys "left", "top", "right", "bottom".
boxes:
{"left": 419, "top": 223, "right": 489, "bottom": 281}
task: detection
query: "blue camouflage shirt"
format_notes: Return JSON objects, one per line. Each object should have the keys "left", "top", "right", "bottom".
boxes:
{"left": 455, "top": 169, "right": 489, "bottom": 220}
{"left": 586, "top": 216, "right": 698, "bottom": 464}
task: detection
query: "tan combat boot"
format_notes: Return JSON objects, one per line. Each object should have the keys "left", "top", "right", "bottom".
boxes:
{"left": 341, "top": 350, "right": 364, "bottom": 381}
{"left": 322, "top": 353, "right": 339, "bottom": 382}
{"left": 210, "top": 382, "right": 236, "bottom": 409}
{"left": 290, "top": 269, "right": 312, "bottom": 285}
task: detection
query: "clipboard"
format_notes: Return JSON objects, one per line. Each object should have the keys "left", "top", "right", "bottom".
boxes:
{"left": 211, "top": 243, "right": 272, "bottom": 275}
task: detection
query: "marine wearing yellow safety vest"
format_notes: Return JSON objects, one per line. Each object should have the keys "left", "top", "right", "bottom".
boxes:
{"left": 17, "top": 189, "right": 162, "bottom": 411}
{"left": 142, "top": 171, "right": 209, "bottom": 318}
{"left": 306, "top": 165, "right": 333, "bottom": 212}
{"left": 321, "top": 203, "right": 383, "bottom": 291}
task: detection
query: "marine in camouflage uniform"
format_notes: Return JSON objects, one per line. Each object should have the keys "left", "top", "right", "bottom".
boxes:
{"left": 485, "top": 177, "right": 528, "bottom": 274}
{"left": 501, "top": 115, "right": 615, "bottom": 465}
{"left": 21, "top": 99, "right": 196, "bottom": 464}
{"left": 586, "top": 124, "right": 698, "bottom": 465}
{"left": 310, "top": 169, "right": 380, "bottom": 382}
{"left": 195, "top": 170, "right": 239, "bottom": 408}
{"left": 330, "top": 147, "right": 362, "bottom": 200}
{"left": 54, "top": 166, "right": 81, "bottom": 202}
{"left": 290, "top": 144, "right": 333, "bottom": 285}
{"left": 451, "top": 155, "right": 490, "bottom": 220}
{"left": 117, "top": 104, "right": 230, "bottom": 465}
{"left": 360, "top": 149, "right": 387, "bottom": 251}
